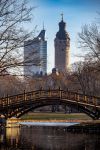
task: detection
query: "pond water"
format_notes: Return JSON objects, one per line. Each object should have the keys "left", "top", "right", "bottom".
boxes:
{"left": 0, "top": 122, "right": 100, "bottom": 150}
{"left": 19, "top": 121, "right": 79, "bottom": 127}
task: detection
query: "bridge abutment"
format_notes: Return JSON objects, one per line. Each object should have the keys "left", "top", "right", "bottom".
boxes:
{"left": 0, "top": 116, "right": 6, "bottom": 127}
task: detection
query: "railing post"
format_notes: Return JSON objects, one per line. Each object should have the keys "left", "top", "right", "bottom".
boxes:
{"left": 3, "top": 94, "right": 5, "bottom": 107}
{"left": 66, "top": 88, "right": 68, "bottom": 99}
{"left": 84, "top": 96, "right": 87, "bottom": 103}
{"left": 6, "top": 94, "right": 9, "bottom": 119}
{"left": 49, "top": 88, "right": 51, "bottom": 97}
{"left": 59, "top": 87, "right": 62, "bottom": 99}
{"left": 86, "top": 96, "right": 88, "bottom": 103}
{"left": 93, "top": 97, "right": 96, "bottom": 106}
{"left": 74, "top": 93, "right": 76, "bottom": 101}
{"left": 68, "top": 91, "right": 70, "bottom": 99}
{"left": 39, "top": 87, "right": 42, "bottom": 97}
{"left": 7, "top": 94, "right": 9, "bottom": 106}
{"left": 77, "top": 94, "right": 79, "bottom": 102}
{"left": 24, "top": 90, "right": 26, "bottom": 101}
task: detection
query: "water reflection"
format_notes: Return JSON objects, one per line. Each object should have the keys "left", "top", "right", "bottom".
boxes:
{"left": 0, "top": 126, "right": 100, "bottom": 150}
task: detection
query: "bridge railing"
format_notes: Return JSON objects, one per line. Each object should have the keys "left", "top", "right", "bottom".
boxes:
{"left": 61, "top": 90, "right": 100, "bottom": 107}
{"left": 0, "top": 89, "right": 100, "bottom": 108}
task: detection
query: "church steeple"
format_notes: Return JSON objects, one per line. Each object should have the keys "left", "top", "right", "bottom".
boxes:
{"left": 56, "top": 14, "right": 69, "bottom": 40}
{"left": 59, "top": 17, "right": 66, "bottom": 31}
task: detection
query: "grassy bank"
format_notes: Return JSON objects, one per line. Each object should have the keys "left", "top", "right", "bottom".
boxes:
{"left": 21, "top": 113, "right": 91, "bottom": 121}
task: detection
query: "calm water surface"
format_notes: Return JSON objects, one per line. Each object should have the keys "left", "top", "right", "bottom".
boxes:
{"left": 0, "top": 123, "right": 100, "bottom": 150}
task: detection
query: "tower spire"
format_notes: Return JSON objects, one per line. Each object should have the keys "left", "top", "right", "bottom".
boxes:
{"left": 61, "top": 13, "right": 63, "bottom": 21}
{"left": 43, "top": 21, "right": 44, "bottom": 30}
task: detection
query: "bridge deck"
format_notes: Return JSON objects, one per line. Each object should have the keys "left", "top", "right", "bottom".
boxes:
{"left": 0, "top": 89, "right": 100, "bottom": 119}
{"left": 0, "top": 90, "right": 100, "bottom": 108}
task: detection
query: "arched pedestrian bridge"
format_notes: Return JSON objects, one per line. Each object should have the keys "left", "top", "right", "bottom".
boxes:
{"left": 0, "top": 89, "right": 100, "bottom": 119}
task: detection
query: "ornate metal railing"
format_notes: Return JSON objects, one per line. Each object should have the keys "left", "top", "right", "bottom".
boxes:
{"left": 0, "top": 89, "right": 100, "bottom": 109}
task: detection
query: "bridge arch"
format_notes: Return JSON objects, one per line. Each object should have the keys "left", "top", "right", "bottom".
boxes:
{"left": 9, "top": 98, "right": 99, "bottom": 120}
{"left": 0, "top": 89, "right": 100, "bottom": 120}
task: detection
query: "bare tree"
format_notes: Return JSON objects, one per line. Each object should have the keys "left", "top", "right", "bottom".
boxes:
{"left": 78, "top": 23, "right": 100, "bottom": 71}
{"left": 77, "top": 14, "right": 100, "bottom": 96}
{"left": 72, "top": 61, "right": 100, "bottom": 96}
{"left": 0, "top": 0, "right": 38, "bottom": 76}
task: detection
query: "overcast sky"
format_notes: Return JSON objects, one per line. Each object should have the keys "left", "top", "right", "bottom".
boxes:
{"left": 29, "top": 0, "right": 100, "bottom": 73}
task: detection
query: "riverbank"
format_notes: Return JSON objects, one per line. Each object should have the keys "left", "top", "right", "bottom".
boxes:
{"left": 20, "top": 112, "right": 92, "bottom": 121}
{"left": 20, "top": 112, "right": 100, "bottom": 124}
{"left": 6, "top": 112, "right": 100, "bottom": 125}
{"left": 19, "top": 119, "right": 100, "bottom": 124}
{"left": 20, "top": 112, "right": 100, "bottom": 134}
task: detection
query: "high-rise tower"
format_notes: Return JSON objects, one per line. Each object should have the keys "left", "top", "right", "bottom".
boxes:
{"left": 54, "top": 14, "right": 70, "bottom": 72}
{"left": 24, "top": 27, "right": 47, "bottom": 76}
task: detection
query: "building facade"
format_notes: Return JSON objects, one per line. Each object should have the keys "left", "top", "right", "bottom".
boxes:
{"left": 24, "top": 28, "right": 47, "bottom": 76}
{"left": 54, "top": 15, "right": 70, "bottom": 72}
